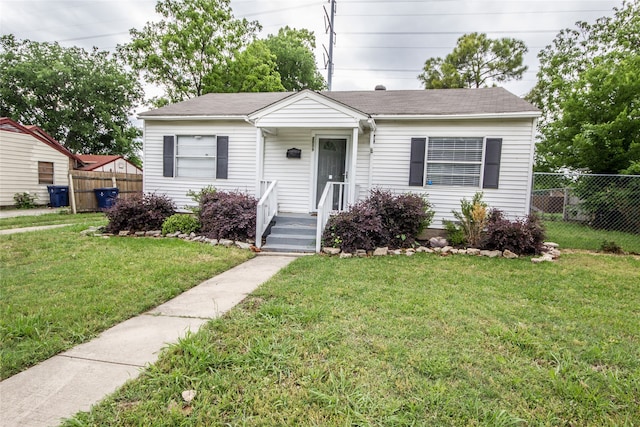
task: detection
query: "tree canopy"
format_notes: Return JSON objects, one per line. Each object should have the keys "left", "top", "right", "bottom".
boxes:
{"left": 0, "top": 35, "right": 143, "bottom": 162}
{"left": 119, "top": 0, "right": 260, "bottom": 106}
{"left": 120, "top": 0, "right": 325, "bottom": 105}
{"left": 264, "top": 27, "right": 326, "bottom": 91}
{"left": 527, "top": 0, "right": 640, "bottom": 174}
{"left": 418, "top": 33, "right": 528, "bottom": 89}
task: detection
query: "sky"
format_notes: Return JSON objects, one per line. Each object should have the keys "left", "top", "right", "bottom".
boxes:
{"left": 0, "top": 0, "right": 623, "bottom": 102}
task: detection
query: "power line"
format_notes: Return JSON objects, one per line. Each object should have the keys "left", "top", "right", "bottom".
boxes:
{"left": 342, "top": 30, "right": 561, "bottom": 35}
{"left": 338, "top": 9, "right": 610, "bottom": 17}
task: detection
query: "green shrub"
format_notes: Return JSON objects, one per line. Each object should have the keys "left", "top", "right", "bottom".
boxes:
{"left": 162, "top": 214, "right": 200, "bottom": 235}
{"left": 13, "top": 192, "right": 38, "bottom": 209}
{"left": 443, "top": 220, "right": 466, "bottom": 246}
{"left": 186, "top": 185, "right": 217, "bottom": 214}
{"left": 448, "top": 192, "right": 488, "bottom": 248}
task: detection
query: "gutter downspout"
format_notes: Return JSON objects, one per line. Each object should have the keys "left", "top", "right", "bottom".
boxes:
{"left": 367, "top": 118, "right": 376, "bottom": 194}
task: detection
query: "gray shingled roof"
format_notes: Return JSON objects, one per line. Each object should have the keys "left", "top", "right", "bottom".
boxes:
{"left": 139, "top": 87, "right": 539, "bottom": 118}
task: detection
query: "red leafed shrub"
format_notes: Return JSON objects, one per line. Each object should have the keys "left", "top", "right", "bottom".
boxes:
{"left": 105, "top": 193, "right": 176, "bottom": 233}
{"left": 482, "top": 209, "right": 546, "bottom": 255}
{"left": 322, "top": 189, "right": 434, "bottom": 252}
{"left": 199, "top": 190, "right": 257, "bottom": 241}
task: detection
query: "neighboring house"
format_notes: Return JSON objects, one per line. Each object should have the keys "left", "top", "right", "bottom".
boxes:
{"left": 0, "top": 117, "right": 81, "bottom": 207}
{"left": 139, "top": 87, "right": 541, "bottom": 251}
{"left": 77, "top": 154, "right": 142, "bottom": 175}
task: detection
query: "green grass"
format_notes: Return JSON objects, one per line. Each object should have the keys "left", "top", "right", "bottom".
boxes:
{"left": 0, "top": 212, "right": 107, "bottom": 230}
{"left": 0, "top": 226, "right": 253, "bottom": 379}
{"left": 544, "top": 220, "right": 640, "bottom": 253}
{"left": 65, "top": 253, "right": 640, "bottom": 426}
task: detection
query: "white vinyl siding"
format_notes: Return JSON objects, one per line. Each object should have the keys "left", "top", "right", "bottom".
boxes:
{"left": 426, "top": 137, "right": 483, "bottom": 187}
{"left": 262, "top": 129, "right": 313, "bottom": 213}
{"left": 0, "top": 130, "right": 69, "bottom": 207}
{"left": 369, "top": 118, "right": 536, "bottom": 227}
{"left": 175, "top": 135, "right": 216, "bottom": 178}
{"left": 143, "top": 120, "right": 256, "bottom": 209}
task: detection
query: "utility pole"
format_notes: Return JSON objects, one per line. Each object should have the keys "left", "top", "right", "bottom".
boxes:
{"left": 324, "top": 0, "right": 336, "bottom": 90}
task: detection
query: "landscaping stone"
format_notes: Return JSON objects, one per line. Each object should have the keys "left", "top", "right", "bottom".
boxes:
{"left": 405, "top": 250, "right": 414, "bottom": 256}
{"left": 458, "top": 249, "right": 467, "bottom": 255}
{"left": 532, "top": 254, "right": 554, "bottom": 263}
{"left": 373, "top": 247, "right": 388, "bottom": 256}
{"left": 356, "top": 249, "right": 367, "bottom": 257}
{"left": 450, "top": 248, "right": 459, "bottom": 254}
{"left": 466, "top": 248, "right": 481, "bottom": 256}
{"left": 441, "top": 246, "right": 453, "bottom": 254}
{"left": 189, "top": 232, "right": 197, "bottom": 238}
{"left": 219, "top": 239, "right": 234, "bottom": 247}
{"left": 429, "top": 236, "right": 448, "bottom": 248}
{"left": 178, "top": 233, "right": 188, "bottom": 239}
{"left": 546, "top": 248, "right": 561, "bottom": 259}
{"left": 134, "top": 231, "right": 146, "bottom": 237}
{"left": 543, "top": 241, "right": 559, "bottom": 248}
{"left": 339, "top": 252, "right": 353, "bottom": 258}
{"left": 480, "top": 250, "right": 502, "bottom": 258}
{"left": 323, "top": 247, "right": 341, "bottom": 255}
{"left": 118, "top": 231, "right": 129, "bottom": 237}
{"left": 145, "top": 230, "right": 162, "bottom": 237}
{"left": 415, "top": 246, "right": 429, "bottom": 253}
{"left": 235, "top": 241, "right": 251, "bottom": 250}
{"left": 503, "top": 249, "right": 519, "bottom": 259}
{"left": 390, "top": 249, "right": 403, "bottom": 255}
{"left": 209, "top": 239, "right": 218, "bottom": 246}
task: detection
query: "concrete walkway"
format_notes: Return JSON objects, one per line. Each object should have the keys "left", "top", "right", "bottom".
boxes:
{"left": 0, "top": 255, "right": 298, "bottom": 427}
{"left": 0, "top": 224, "right": 72, "bottom": 235}
{"left": 0, "top": 208, "right": 67, "bottom": 219}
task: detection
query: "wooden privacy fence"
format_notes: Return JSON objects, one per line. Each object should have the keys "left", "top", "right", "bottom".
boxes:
{"left": 68, "top": 170, "right": 142, "bottom": 213}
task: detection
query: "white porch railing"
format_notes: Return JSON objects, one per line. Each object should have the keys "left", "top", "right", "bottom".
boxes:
{"left": 315, "top": 181, "right": 348, "bottom": 253}
{"left": 256, "top": 180, "right": 278, "bottom": 248}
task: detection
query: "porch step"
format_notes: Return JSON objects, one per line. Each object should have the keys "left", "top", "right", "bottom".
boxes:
{"left": 261, "top": 214, "right": 317, "bottom": 253}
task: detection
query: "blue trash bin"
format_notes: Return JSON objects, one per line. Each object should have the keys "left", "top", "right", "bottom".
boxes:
{"left": 47, "top": 185, "right": 69, "bottom": 207}
{"left": 94, "top": 187, "right": 119, "bottom": 209}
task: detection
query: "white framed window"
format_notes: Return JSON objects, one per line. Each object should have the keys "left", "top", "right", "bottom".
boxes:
{"left": 175, "top": 135, "right": 216, "bottom": 178}
{"left": 426, "top": 137, "right": 483, "bottom": 187}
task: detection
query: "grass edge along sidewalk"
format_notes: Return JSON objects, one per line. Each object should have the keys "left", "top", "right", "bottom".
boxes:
{"left": 0, "top": 224, "right": 253, "bottom": 379}
{"left": 64, "top": 253, "right": 640, "bottom": 426}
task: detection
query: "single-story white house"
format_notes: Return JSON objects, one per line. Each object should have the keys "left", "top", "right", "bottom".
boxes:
{"left": 139, "top": 87, "right": 541, "bottom": 252}
{"left": 77, "top": 154, "right": 142, "bottom": 175}
{"left": 0, "top": 117, "right": 81, "bottom": 208}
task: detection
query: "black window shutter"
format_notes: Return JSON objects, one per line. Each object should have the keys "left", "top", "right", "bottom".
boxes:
{"left": 409, "top": 137, "right": 426, "bottom": 186}
{"left": 163, "top": 135, "right": 174, "bottom": 177}
{"left": 483, "top": 138, "right": 502, "bottom": 189}
{"left": 216, "top": 136, "right": 229, "bottom": 179}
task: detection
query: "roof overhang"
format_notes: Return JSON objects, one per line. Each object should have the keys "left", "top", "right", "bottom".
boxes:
{"left": 138, "top": 115, "right": 248, "bottom": 121}
{"left": 371, "top": 111, "right": 542, "bottom": 120}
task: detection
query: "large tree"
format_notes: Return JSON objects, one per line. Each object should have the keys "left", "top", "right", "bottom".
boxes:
{"left": 527, "top": 0, "right": 640, "bottom": 173}
{"left": 418, "top": 32, "right": 528, "bottom": 89}
{"left": 0, "top": 35, "right": 143, "bottom": 161}
{"left": 264, "top": 26, "right": 326, "bottom": 91}
{"left": 120, "top": 0, "right": 260, "bottom": 106}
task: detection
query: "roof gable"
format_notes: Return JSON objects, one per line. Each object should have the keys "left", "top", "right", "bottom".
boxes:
{"left": 248, "top": 90, "right": 368, "bottom": 127}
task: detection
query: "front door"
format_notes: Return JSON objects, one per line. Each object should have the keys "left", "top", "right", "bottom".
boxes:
{"left": 316, "top": 138, "right": 347, "bottom": 208}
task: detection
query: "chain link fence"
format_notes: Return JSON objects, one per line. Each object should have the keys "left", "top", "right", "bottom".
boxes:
{"left": 531, "top": 172, "right": 640, "bottom": 251}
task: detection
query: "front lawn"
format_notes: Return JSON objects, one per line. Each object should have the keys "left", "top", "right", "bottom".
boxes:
{"left": 65, "top": 253, "right": 640, "bottom": 426}
{"left": 0, "top": 225, "right": 253, "bottom": 379}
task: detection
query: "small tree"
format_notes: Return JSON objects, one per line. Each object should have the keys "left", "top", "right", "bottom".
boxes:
{"left": 444, "top": 192, "right": 488, "bottom": 247}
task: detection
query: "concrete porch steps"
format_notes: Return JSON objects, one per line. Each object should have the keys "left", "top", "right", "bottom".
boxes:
{"left": 261, "top": 214, "right": 317, "bottom": 253}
